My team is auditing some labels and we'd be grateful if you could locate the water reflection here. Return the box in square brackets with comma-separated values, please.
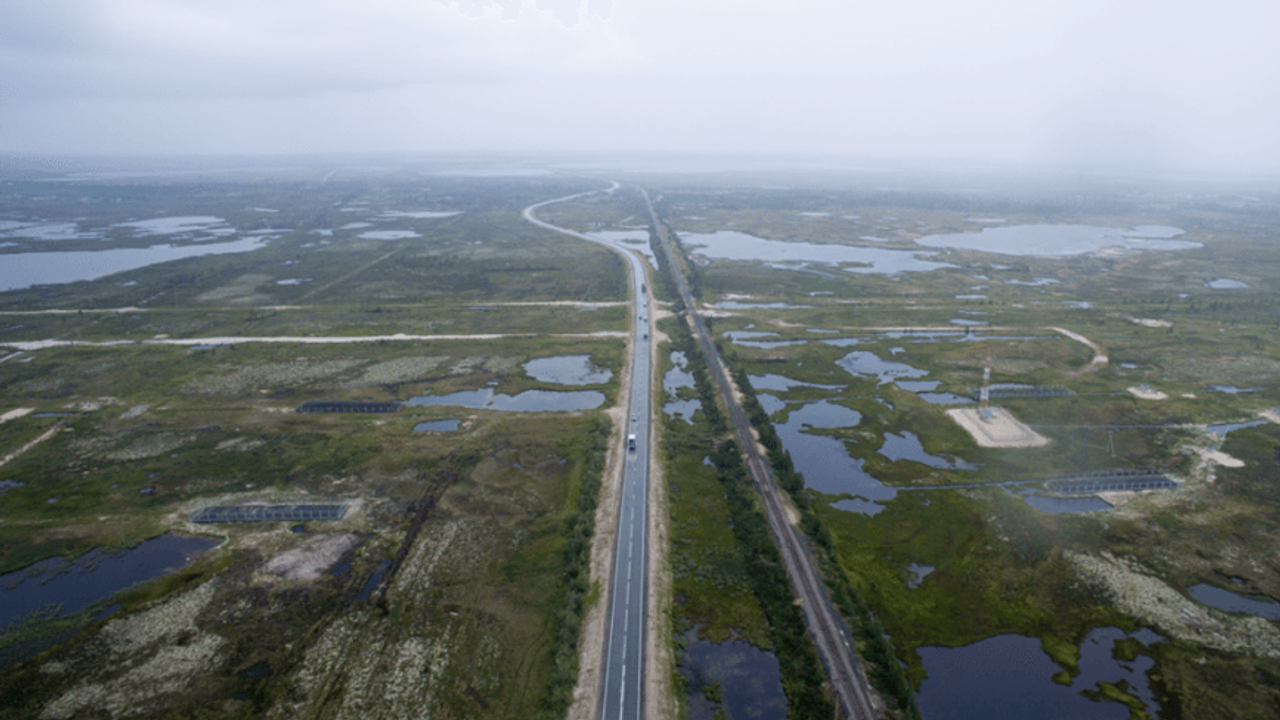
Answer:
[524, 355, 612, 385]
[679, 230, 956, 275]
[1188, 583, 1280, 621]
[917, 627, 1163, 720]
[679, 630, 787, 720]
[0, 238, 268, 292]
[915, 224, 1198, 257]
[1, 533, 219, 630]
[877, 431, 978, 471]
[766, 397, 894, 513]
[836, 350, 928, 385]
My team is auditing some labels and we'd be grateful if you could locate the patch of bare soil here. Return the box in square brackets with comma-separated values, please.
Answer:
[262, 534, 360, 580]
[569, 359, 630, 720]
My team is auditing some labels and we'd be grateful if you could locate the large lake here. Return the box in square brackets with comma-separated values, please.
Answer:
[679, 230, 955, 275]
[0, 237, 268, 292]
[914, 224, 1199, 257]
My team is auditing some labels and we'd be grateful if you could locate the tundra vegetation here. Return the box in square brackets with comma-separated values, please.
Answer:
[2, 163, 1279, 719]
[0, 167, 626, 718]
[645, 175, 1280, 719]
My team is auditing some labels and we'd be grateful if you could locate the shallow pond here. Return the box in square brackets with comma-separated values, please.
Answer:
[413, 419, 460, 433]
[359, 230, 421, 240]
[877, 431, 978, 471]
[664, 351, 696, 394]
[404, 388, 604, 412]
[679, 630, 787, 720]
[915, 224, 1198, 257]
[113, 216, 232, 235]
[716, 301, 814, 310]
[1, 533, 219, 630]
[378, 210, 461, 219]
[836, 350, 928, 385]
[916, 627, 1162, 720]
[1208, 385, 1261, 395]
[906, 563, 935, 589]
[767, 398, 893, 513]
[1188, 583, 1280, 621]
[679, 230, 956, 275]
[918, 392, 974, 405]
[523, 354, 612, 385]
[0, 238, 268, 292]
[748, 374, 843, 392]
[1207, 418, 1268, 438]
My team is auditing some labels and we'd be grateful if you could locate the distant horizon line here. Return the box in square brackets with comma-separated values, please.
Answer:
[1, 151, 1278, 183]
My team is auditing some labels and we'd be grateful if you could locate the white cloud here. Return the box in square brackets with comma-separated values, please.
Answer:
[1, 0, 1278, 171]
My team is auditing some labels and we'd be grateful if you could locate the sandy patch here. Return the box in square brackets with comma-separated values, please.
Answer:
[947, 407, 1050, 448]
[1192, 446, 1245, 469]
[263, 534, 360, 581]
[1, 420, 67, 469]
[42, 581, 226, 719]
[1130, 317, 1174, 328]
[1128, 385, 1168, 400]
[1, 407, 33, 423]
[1049, 326, 1108, 372]
[1260, 408, 1280, 424]
[1067, 551, 1280, 658]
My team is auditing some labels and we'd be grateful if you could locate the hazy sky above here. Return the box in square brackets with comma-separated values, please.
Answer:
[3, 0, 1278, 172]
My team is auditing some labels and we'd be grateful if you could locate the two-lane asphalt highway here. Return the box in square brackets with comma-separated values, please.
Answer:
[523, 184, 653, 720]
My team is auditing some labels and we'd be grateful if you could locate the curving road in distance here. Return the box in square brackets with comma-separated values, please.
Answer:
[523, 181, 654, 720]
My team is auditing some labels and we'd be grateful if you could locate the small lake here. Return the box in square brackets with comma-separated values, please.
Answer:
[918, 392, 974, 405]
[716, 301, 814, 310]
[916, 627, 1162, 720]
[836, 350, 928, 385]
[664, 352, 702, 424]
[664, 351, 696, 394]
[114, 216, 233, 236]
[907, 563, 935, 589]
[1208, 385, 1260, 394]
[1206, 278, 1249, 289]
[0, 238, 268, 292]
[404, 388, 604, 412]
[378, 210, 461, 219]
[878, 431, 978, 471]
[767, 398, 894, 513]
[749, 374, 844, 392]
[1189, 583, 1280, 621]
[1207, 419, 1267, 439]
[725, 330, 809, 349]
[680, 630, 787, 720]
[1, 533, 220, 630]
[359, 230, 421, 240]
[679, 230, 957, 275]
[914, 224, 1199, 257]
[524, 355, 612, 385]
[413, 419, 460, 433]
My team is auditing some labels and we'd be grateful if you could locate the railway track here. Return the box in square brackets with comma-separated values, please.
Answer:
[639, 188, 878, 720]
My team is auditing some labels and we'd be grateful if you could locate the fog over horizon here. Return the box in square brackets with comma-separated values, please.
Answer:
[3, 0, 1279, 175]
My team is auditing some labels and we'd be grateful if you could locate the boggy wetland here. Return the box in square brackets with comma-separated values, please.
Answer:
[1, 159, 1279, 719]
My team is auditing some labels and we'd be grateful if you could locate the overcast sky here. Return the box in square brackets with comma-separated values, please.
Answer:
[2, 0, 1278, 172]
